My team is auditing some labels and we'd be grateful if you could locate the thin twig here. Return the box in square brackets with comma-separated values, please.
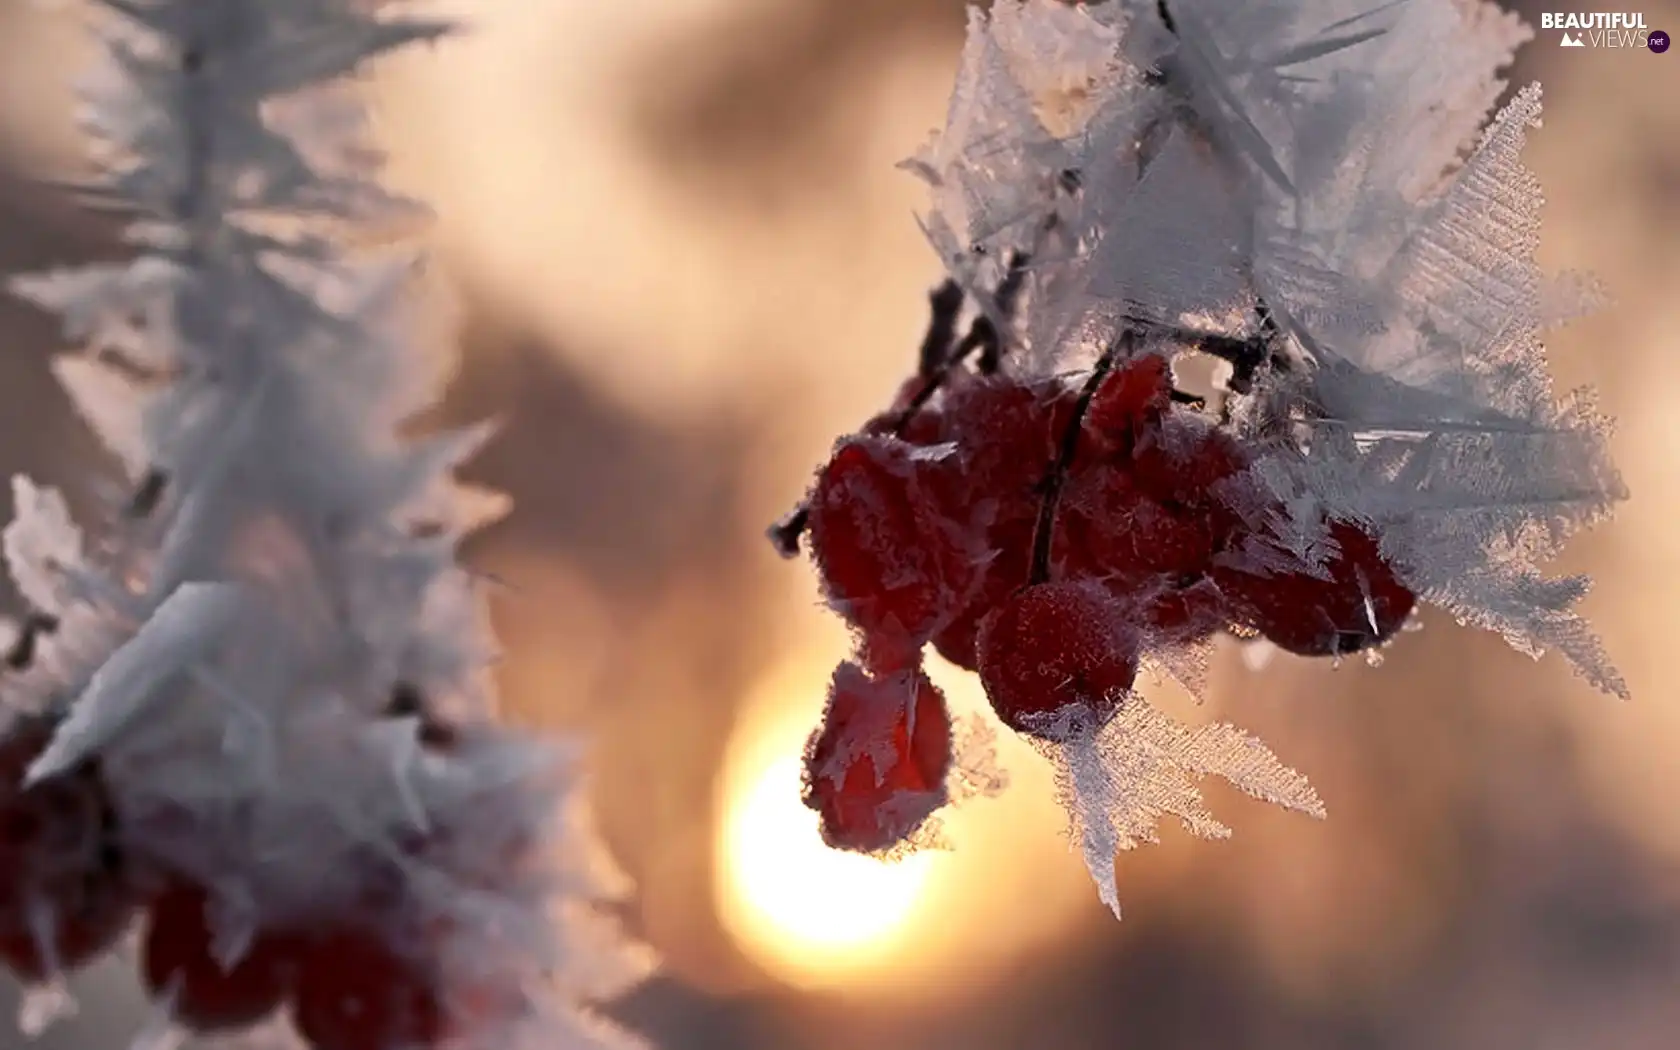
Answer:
[3, 612, 60, 671]
[1028, 329, 1138, 585]
[768, 251, 1034, 559]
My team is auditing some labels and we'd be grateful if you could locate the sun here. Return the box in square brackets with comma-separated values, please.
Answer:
[715, 659, 935, 988]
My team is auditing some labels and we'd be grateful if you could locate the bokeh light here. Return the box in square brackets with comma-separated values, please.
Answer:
[722, 756, 933, 965]
[715, 653, 935, 988]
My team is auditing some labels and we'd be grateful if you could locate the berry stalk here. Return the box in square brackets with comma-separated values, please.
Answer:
[1027, 330, 1136, 586]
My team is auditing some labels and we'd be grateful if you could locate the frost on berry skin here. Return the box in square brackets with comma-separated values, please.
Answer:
[1059, 470, 1216, 592]
[0, 716, 140, 983]
[936, 374, 1070, 498]
[929, 510, 1035, 672]
[1057, 354, 1251, 643]
[1215, 520, 1416, 657]
[1081, 353, 1175, 453]
[976, 581, 1142, 742]
[807, 436, 984, 671]
[141, 882, 301, 1033]
[803, 661, 953, 854]
[920, 374, 1073, 670]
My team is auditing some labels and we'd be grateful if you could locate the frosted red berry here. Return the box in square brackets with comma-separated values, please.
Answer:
[807, 437, 980, 670]
[1136, 419, 1251, 501]
[803, 661, 952, 853]
[930, 509, 1034, 671]
[1215, 520, 1416, 656]
[142, 883, 300, 1033]
[1140, 576, 1232, 645]
[1083, 352, 1174, 452]
[794, 329, 1421, 757]
[976, 580, 1141, 740]
[1058, 468, 1219, 588]
[939, 374, 1068, 499]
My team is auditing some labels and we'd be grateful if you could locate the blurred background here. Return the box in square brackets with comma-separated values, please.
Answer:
[1, 0, 1678, 1047]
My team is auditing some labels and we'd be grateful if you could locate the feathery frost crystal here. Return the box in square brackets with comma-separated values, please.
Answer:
[776, 0, 1626, 917]
[1, 1, 648, 1046]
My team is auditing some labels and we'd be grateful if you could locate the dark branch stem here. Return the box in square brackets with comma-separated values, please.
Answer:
[767, 505, 809, 559]
[890, 249, 1033, 427]
[4, 612, 60, 671]
[1028, 329, 1137, 586]
[916, 279, 965, 378]
[768, 251, 1034, 559]
[125, 468, 168, 519]
[1120, 311, 1285, 394]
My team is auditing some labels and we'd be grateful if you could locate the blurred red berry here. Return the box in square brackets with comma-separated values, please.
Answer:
[977, 581, 1141, 740]
[142, 883, 300, 1033]
[0, 880, 137, 984]
[1214, 520, 1416, 656]
[803, 661, 952, 853]
[290, 925, 445, 1050]
[0, 718, 140, 982]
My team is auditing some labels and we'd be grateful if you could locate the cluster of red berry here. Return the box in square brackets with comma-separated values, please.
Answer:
[779, 285, 1417, 855]
[0, 700, 522, 1050]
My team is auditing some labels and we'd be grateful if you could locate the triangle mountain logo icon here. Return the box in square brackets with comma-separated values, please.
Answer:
[1560, 31, 1587, 46]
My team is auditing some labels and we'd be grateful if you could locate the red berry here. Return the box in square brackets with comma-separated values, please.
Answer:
[931, 602, 989, 672]
[1083, 352, 1174, 453]
[1214, 520, 1416, 656]
[931, 370, 1237, 666]
[0, 719, 138, 981]
[0, 879, 136, 983]
[1058, 363, 1252, 617]
[930, 507, 1035, 671]
[290, 926, 445, 1050]
[1140, 576, 1232, 645]
[976, 581, 1141, 740]
[807, 437, 981, 670]
[1129, 415, 1253, 510]
[142, 884, 299, 1033]
[803, 662, 952, 853]
[1059, 468, 1219, 588]
[939, 375, 1069, 498]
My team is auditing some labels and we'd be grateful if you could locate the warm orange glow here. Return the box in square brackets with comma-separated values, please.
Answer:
[721, 755, 933, 968]
[715, 654, 934, 988]
[712, 638, 1114, 998]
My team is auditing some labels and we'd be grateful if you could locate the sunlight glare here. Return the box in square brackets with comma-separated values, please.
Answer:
[716, 658, 935, 987]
